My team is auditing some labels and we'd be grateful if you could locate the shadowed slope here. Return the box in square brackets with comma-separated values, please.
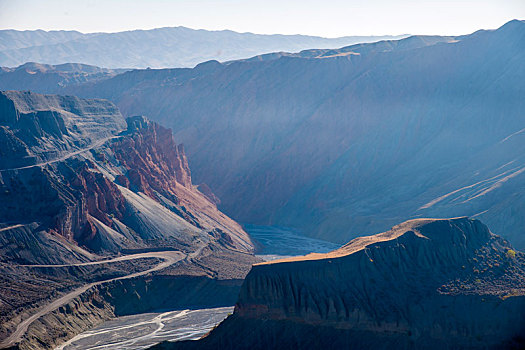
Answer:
[155, 218, 525, 350]
[54, 20, 525, 248]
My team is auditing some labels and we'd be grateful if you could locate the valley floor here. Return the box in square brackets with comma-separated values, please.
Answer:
[0, 251, 184, 349]
[51, 226, 338, 349]
[245, 225, 339, 259]
[56, 307, 233, 350]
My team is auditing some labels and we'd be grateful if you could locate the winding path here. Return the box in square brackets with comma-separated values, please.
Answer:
[0, 135, 121, 172]
[0, 250, 185, 349]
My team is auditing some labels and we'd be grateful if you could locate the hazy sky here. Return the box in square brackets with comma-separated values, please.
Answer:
[0, 0, 523, 37]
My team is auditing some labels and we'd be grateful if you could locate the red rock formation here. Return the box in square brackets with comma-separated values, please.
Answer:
[111, 116, 191, 203]
[0, 92, 254, 256]
[68, 160, 127, 243]
[108, 116, 253, 252]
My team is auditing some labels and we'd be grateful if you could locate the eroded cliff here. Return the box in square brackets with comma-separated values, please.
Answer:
[158, 218, 525, 349]
[0, 91, 253, 259]
[0, 91, 256, 349]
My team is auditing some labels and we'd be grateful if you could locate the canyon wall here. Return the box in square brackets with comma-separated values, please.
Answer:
[158, 218, 525, 349]
[58, 20, 525, 249]
[0, 91, 257, 349]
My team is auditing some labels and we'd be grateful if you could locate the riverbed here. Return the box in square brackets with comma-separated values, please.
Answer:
[57, 307, 233, 350]
[57, 226, 339, 349]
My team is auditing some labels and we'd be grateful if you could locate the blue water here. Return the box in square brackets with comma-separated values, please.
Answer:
[245, 225, 340, 258]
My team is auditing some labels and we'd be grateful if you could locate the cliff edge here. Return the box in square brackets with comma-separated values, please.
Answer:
[156, 218, 525, 349]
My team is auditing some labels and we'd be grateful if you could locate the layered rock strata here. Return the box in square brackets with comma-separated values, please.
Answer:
[0, 91, 256, 349]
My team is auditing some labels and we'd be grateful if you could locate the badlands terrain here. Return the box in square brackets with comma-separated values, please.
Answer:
[156, 218, 525, 349]
[0, 18, 524, 350]
[0, 90, 257, 349]
[2, 20, 524, 249]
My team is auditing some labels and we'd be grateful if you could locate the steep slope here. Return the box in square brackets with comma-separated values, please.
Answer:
[0, 91, 256, 349]
[0, 90, 125, 170]
[0, 90, 253, 258]
[59, 20, 525, 249]
[157, 218, 525, 349]
[0, 27, 406, 68]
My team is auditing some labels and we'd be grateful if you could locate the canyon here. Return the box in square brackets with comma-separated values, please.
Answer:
[2, 20, 524, 250]
[0, 17, 524, 350]
[0, 90, 257, 349]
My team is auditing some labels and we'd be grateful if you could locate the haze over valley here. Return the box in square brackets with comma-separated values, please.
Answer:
[0, 28, 407, 69]
[0, 1, 524, 349]
[4, 20, 523, 248]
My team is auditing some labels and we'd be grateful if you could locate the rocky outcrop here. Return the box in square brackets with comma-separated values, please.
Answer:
[0, 91, 254, 258]
[0, 90, 125, 169]
[0, 91, 257, 349]
[107, 115, 253, 251]
[68, 160, 128, 246]
[159, 218, 525, 349]
[112, 115, 192, 196]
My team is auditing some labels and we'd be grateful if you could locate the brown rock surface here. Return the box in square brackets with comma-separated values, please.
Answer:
[0, 91, 257, 349]
[0, 91, 254, 258]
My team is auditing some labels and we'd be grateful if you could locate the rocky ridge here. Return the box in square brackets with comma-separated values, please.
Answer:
[0, 91, 256, 349]
[0, 91, 253, 257]
[0, 62, 125, 94]
[157, 218, 525, 349]
[0, 27, 407, 68]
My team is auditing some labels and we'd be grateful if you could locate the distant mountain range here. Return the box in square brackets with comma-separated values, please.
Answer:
[1, 20, 524, 251]
[0, 27, 407, 68]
